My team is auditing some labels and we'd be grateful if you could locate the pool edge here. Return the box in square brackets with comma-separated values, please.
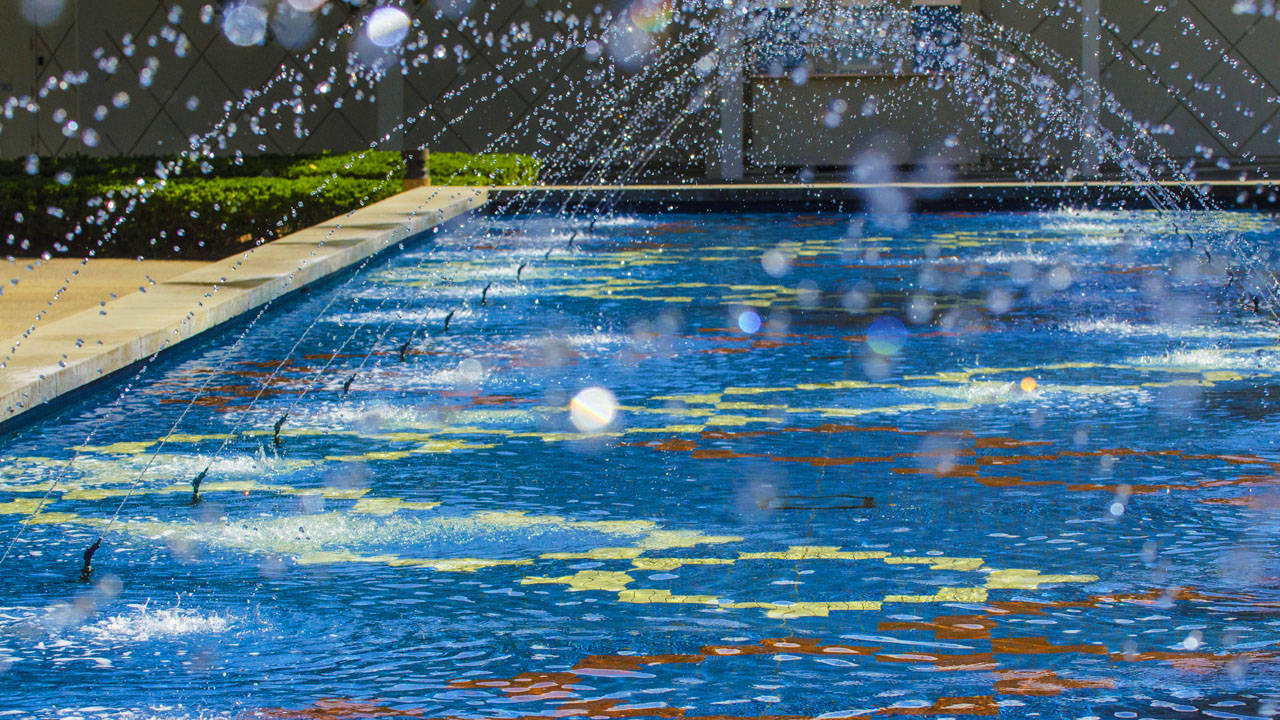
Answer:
[484, 181, 1280, 212]
[0, 186, 487, 430]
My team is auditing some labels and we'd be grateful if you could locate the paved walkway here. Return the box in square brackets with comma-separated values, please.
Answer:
[2, 259, 208, 341]
[0, 186, 487, 426]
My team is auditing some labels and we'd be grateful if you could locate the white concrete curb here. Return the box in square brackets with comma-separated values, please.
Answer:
[0, 185, 488, 425]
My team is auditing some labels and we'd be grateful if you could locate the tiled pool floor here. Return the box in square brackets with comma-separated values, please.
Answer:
[1, 210, 1277, 718]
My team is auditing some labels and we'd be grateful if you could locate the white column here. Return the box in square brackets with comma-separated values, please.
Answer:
[377, 53, 405, 152]
[1080, 0, 1101, 175]
[716, 17, 744, 182]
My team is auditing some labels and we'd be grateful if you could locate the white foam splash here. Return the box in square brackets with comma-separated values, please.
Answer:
[324, 307, 474, 326]
[968, 250, 1054, 265]
[1062, 318, 1153, 336]
[140, 510, 644, 561]
[913, 381, 1025, 405]
[81, 605, 231, 644]
[1130, 347, 1278, 370]
[504, 332, 633, 353]
[0, 452, 298, 495]
[914, 380, 1144, 406]
[41, 709, 234, 720]
[289, 401, 437, 429]
[1063, 317, 1273, 340]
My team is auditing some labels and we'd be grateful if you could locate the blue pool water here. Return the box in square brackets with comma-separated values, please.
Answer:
[1, 210, 1279, 718]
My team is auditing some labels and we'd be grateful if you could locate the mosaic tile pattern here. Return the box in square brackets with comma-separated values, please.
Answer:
[0, 210, 1278, 717]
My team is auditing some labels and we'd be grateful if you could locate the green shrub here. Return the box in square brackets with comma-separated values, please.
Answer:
[274, 151, 407, 180]
[0, 150, 538, 259]
[0, 150, 409, 182]
[429, 152, 541, 186]
[0, 174, 403, 259]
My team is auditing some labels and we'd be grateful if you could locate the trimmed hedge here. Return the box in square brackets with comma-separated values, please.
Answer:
[0, 151, 407, 182]
[428, 152, 541, 186]
[0, 150, 540, 259]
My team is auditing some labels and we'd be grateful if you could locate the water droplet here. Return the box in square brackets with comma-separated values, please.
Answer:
[223, 3, 268, 47]
[761, 248, 791, 277]
[19, 0, 65, 27]
[866, 316, 907, 355]
[570, 386, 618, 432]
[367, 7, 411, 48]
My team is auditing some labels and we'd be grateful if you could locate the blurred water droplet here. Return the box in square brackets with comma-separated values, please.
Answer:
[986, 288, 1013, 313]
[457, 358, 484, 384]
[1047, 264, 1073, 290]
[796, 280, 820, 309]
[842, 285, 871, 313]
[761, 248, 791, 277]
[1181, 632, 1203, 651]
[570, 386, 618, 432]
[367, 6, 411, 48]
[866, 316, 907, 355]
[906, 294, 934, 324]
[20, 0, 65, 27]
[223, 3, 268, 47]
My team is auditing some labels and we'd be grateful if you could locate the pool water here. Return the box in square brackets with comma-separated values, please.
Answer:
[1, 210, 1278, 719]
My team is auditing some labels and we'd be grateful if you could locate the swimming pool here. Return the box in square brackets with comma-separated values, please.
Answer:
[1, 209, 1278, 718]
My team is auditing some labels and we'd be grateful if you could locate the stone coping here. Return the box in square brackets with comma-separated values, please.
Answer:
[487, 180, 1280, 190]
[1, 259, 209, 340]
[484, 180, 1280, 212]
[0, 186, 486, 427]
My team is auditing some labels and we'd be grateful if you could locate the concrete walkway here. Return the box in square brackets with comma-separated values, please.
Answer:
[0, 185, 486, 426]
[2, 259, 209, 340]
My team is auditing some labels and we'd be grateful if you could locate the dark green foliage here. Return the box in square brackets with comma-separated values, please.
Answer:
[272, 151, 408, 180]
[0, 150, 408, 182]
[0, 150, 540, 259]
[429, 152, 541, 186]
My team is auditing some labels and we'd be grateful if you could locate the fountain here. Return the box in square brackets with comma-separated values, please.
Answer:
[0, 0, 1278, 717]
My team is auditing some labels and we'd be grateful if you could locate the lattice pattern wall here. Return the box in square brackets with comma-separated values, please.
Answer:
[980, 0, 1280, 164]
[1, 0, 700, 168]
[2, 0, 1276, 168]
